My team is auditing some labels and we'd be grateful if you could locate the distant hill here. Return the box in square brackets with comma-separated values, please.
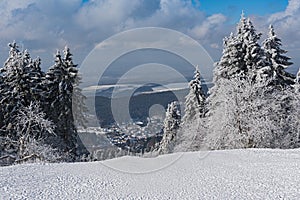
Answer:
[88, 88, 189, 127]
[85, 82, 212, 127]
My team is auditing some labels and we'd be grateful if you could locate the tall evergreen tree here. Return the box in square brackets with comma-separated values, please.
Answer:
[237, 14, 271, 81]
[183, 66, 206, 123]
[45, 47, 86, 158]
[44, 47, 87, 159]
[158, 101, 181, 154]
[206, 13, 298, 150]
[0, 42, 45, 137]
[215, 33, 244, 79]
[175, 67, 207, 152]
[208, 13, 268, 123]
[0, 42, 46, 163]
[72, 76, 88, 128]
[263, 25, 295, 86]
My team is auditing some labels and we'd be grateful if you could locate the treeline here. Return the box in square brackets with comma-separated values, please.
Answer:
[159, 14, 300, 153]
[0, 42, 87, 165]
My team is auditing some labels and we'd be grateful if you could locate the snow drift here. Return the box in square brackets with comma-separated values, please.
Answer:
[1, 148, 300, 199]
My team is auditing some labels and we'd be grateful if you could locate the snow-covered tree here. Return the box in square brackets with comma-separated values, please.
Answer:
[287, 71, 300, 147]
[16, 102, 60, 163]
[0, 42, 89, 165]
[207, 71, 300, 149]
[237, 14, 271, 81]
[209, 13, 268, 120]
[215, 33, 245, 79]
[0, 42, 45, 138]
[158, 101, 181, 154]
[0, 75, 6, 135]
[263, 25, 294, 86]
[176, 67, 207, 152]
[206, 14, 298, 149]
[174, 117, 207, 152]
[45, 47, 87, 159]
[207, 77, 270, 149]
[183, 67, 206, 123]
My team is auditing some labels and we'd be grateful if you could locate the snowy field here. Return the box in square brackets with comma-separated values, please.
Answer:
[1, 149, 300, 199]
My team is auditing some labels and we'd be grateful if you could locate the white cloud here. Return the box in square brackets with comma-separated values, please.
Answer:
[0, 0, 298, 71]
[267, 0, 300, 39]
[268, 0, 300, 22]
[75, 0, 140, 31]
[0, 0, 222, 67]
[188, 14, 226, 39]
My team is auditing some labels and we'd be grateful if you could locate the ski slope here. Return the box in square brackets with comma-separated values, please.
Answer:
[1, 149, 300, 199]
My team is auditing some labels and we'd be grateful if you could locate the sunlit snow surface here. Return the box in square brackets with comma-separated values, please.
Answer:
[1, 149, 300, 199]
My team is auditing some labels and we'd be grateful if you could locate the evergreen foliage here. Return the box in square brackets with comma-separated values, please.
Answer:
[158, 101, 181, 154]
[0, 43, 88, 165]
[263, 25, 295, 86]
[178, 13, 299, 152]
[182, 66, 206, 124]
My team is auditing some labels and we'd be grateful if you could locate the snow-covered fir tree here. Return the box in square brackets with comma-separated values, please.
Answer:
[158, 101, 181, 154]
[206, 13, 298, 150]
[207, 13, 269, 120]
[182, 66, 206, 123]
[263, 25, 295, 86]
[45, 47, 87, 159]
[175, 67, 207, 152]
[215, 32, 244, 79]
[0, 42, 88, 165]
[0, 42, 45, 138]
[236, 13, 271, 81]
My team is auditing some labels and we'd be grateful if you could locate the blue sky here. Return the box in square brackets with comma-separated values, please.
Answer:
[197, 0, 289, 22]
[0, 0, 298, 74]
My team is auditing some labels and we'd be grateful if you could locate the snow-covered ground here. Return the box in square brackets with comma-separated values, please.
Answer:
[1, 149, 300, 199]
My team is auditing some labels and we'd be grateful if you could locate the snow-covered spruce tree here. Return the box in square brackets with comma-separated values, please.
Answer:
[205, 13, 298, 149]
[15, 102, 62, 163]
[182, 66, 206, 123]
[214, 32, 245, 79]
[158, 101, 181, 154]
[207, 30, 246, 119]
[0, 42, 45, 139]
[263, 25, 295, 86]
[207, 13, 267, 115]
[175, 67, 207, 152]
[0, 42, 45, 164]
[232, 12, 275, 82]
[45, 47, 87, 159]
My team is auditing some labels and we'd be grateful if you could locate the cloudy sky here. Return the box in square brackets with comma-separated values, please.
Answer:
[0, 0, 299, 74]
